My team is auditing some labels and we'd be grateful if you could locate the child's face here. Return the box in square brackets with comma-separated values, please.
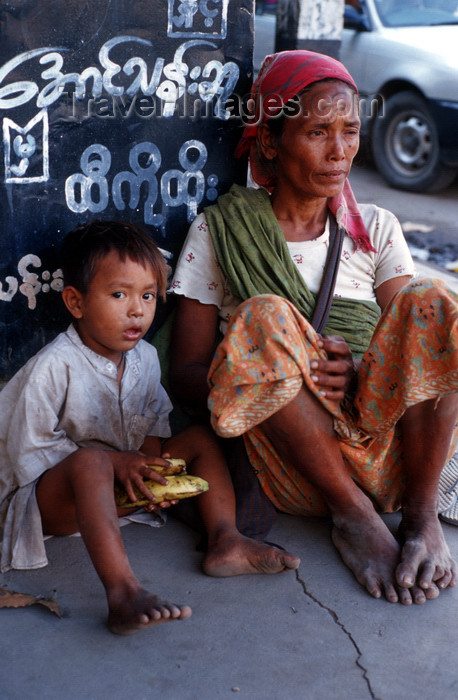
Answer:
[70, 251, 158, 361]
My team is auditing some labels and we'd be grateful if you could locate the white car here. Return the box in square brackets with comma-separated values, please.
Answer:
[341, 0, 458, 192]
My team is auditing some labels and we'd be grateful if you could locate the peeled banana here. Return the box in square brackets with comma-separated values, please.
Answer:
[147, 458, 186, 477]
[114, 458, 209, 508]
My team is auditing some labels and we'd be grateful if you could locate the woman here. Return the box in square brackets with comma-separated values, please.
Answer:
[170, 50, 458, 604]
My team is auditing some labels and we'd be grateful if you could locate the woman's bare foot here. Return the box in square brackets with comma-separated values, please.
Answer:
[202, 529, 300, 577]
[107, 584, 192, 635]
[331, 503, 436, 605]
[396, 507, 457, 592]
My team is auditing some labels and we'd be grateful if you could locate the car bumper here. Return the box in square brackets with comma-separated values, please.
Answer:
[428, 99, 458, 166]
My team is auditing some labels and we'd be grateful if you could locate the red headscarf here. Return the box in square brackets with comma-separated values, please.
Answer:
[235, 50, 375, 253]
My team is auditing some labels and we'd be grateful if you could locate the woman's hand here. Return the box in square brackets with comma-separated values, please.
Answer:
[110, 451, 178, 510]
[310, 335, 358, 401]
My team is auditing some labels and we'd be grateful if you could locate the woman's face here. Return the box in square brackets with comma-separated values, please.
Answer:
[260, 80, 360, 200]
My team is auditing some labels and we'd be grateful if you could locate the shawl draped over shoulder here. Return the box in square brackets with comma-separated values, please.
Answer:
[205, 184, 381, 358]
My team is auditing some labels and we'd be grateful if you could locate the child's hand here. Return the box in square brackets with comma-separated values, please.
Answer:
[140, 451, 180, 511]
[111, 451, 178, 509]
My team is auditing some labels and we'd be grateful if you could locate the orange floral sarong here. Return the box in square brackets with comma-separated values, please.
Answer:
[208, 278, 458, 517]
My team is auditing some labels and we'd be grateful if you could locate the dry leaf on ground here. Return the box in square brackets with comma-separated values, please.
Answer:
[0, 586, 61, 617]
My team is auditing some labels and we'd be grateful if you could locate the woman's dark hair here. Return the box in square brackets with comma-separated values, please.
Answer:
[60, 220, 168, 299]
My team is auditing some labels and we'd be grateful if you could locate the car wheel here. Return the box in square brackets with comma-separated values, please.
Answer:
[371, 91, 456, 193]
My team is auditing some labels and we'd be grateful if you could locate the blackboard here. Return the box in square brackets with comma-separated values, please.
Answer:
[0, 0, 253, 379]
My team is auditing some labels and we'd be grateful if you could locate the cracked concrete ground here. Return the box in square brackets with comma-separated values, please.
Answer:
[2, 511, 458, 700]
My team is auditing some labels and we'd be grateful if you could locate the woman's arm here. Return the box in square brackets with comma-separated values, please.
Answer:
[170, 296, 219, 409]
[375, 275, 412, 312]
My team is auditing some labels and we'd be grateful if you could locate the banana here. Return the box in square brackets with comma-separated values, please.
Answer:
[148, 458, 186, 476]
[115, 473, 209, 509]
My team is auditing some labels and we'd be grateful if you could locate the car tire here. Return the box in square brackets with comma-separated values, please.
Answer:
[371, 91, 456, 193]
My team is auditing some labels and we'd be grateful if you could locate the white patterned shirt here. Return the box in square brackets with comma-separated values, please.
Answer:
[0, 324, 172, 571]
[170, 202, 415, 335]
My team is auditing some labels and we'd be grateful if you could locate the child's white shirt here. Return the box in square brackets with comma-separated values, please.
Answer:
[0, 324, 172, 572]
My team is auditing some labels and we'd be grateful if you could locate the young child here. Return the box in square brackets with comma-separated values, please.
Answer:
[0, 220, 299, 635]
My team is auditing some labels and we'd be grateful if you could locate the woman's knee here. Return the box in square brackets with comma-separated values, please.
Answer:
[382, 277, 457, 331]
[228, 294, 314, 344]
[400, 277, 451, 303]
[240, 294, 302, 319]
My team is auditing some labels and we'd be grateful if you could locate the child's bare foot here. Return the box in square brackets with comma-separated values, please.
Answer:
[202, 529, 300, 577]
[107, 585, 192, 635]
[331, 503, 436, 605]
[396, 507, 457, 592]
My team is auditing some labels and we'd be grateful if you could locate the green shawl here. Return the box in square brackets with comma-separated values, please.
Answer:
[204, 185, 381, 358]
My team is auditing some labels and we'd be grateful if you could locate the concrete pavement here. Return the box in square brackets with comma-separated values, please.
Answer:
[2, 508, 458, 699]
